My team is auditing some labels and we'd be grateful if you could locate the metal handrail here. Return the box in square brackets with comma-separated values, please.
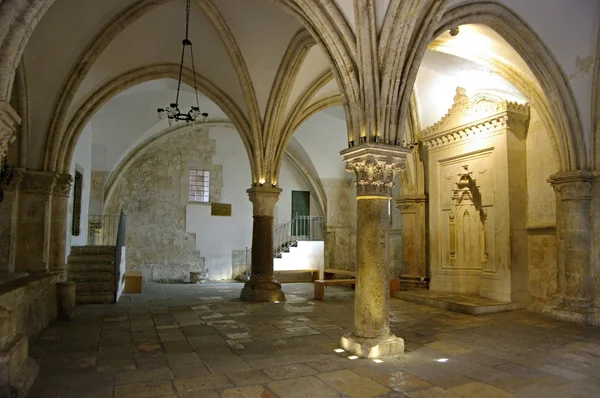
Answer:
[115, 210, 127, 301]
[273, 216, 324, 258]
[88, 214, 121, 246]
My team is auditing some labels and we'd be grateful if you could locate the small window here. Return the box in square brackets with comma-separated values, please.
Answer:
[189, 169, 210, 203]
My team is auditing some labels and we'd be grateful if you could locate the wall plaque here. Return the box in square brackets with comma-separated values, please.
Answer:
[211, 203, 232, 216]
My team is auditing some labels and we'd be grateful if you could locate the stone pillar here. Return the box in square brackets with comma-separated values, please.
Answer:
[240, 186, 285, 302]
[0, 169, 23, 272]
[591, 172, 600, 322]
[396, 195, 428, 289]
[340, 144, 409, 358]
[0, 102, 20, 169]
[49, 174, 72, 276]
[15, 171, 55, 273]
[548, 171, 594, 322]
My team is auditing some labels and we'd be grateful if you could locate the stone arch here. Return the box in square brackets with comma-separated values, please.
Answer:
[45, 64, 255, 179]
[434, 1, 587, 171]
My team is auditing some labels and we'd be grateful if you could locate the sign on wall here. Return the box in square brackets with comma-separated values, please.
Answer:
[211, 203, 232, 217]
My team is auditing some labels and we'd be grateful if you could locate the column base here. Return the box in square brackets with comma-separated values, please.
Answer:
[340, 332, 404, 359]
[240, 279, 286, 302]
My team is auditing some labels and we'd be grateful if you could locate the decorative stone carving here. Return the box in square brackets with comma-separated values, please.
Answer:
[421, 87, 530, 148]
[52, 173, 72, 197]
[20, 171, 56, 195]
[340, 143, 410, 199]
[549, 171, 592, 200]
[247, 186, 282, 217]
[448, 166, 488, 269]
[0, 102, 21, 168]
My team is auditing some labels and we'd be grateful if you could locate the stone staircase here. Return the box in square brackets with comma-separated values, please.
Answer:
[66, 246, 117, 304]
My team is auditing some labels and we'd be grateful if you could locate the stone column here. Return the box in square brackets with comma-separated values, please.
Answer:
[340, 144, 409, 358]
[396, 195, 428, 289]
[0, 168, 23, 272]
[15, 171, 55, 273]
[0, 102, 20, 169]
[548, 171, 593, 322]
[49, 173, 72, 276]
[240, 186, 285, 302]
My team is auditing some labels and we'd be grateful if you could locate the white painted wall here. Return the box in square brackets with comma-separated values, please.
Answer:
[184, 127, 316, 280]
[66, 123, 93, 255]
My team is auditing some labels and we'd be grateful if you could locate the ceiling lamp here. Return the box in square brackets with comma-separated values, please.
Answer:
[157, 0, 208, 124]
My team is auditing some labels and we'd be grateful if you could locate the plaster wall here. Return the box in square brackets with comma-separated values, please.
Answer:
[105, 126, 314, 282]
[66, 124, 92, 253]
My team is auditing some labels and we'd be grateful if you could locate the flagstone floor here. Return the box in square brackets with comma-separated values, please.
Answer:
[27, 282, 600, 398]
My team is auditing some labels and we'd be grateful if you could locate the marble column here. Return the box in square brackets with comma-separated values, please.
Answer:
[240, 186, 285, 302]
[15, 171, 55, 273]
[548, 171, 594, 322]
[49, 173, 72, 277]
[396, 195, 428, 289]
[340, 144, 409, 358]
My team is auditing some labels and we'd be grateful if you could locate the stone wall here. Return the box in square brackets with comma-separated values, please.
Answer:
[0, 274, 58, 338]
[526, 108, 559, 310]
[105, 128, 217, 282]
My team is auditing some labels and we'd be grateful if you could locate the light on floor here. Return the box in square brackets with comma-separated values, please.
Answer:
[347, 355, 359, 360]
[273, 301, 280, 303]
[436, 358, 449, 363]
[372, 359, 384, 364]
[334, 348, 345, 353]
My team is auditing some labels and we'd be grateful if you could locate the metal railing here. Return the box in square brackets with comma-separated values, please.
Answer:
[273, 216, 324, 258]
[88, 214, 121, 246]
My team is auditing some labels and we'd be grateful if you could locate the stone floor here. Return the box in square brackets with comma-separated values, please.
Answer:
[27, 282, 600, 398]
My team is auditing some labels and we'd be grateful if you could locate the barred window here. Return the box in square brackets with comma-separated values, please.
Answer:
[189, 170, 210, 203]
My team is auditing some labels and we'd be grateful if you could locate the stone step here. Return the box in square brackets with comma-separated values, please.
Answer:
[67, 253, 115, 264]
[70, 246, 116, 255]
[67, 263, 115, 273]
[74, 281, 116, 294]
[68, 272, 115, 283]
[76, 292, 115, 305]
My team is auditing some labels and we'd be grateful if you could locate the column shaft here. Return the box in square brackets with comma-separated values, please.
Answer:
[240, 186, 285, 302]
[354, 198, 390, 338]
[49, 174, 72, 275]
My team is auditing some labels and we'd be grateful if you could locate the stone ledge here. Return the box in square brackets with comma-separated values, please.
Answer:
[395, 290, 523, 315]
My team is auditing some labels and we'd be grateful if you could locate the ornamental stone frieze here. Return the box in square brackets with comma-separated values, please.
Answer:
[340, 143, 410, 199]
[420, 87, 530, 149]
[0, 102, 21, 166]
[53, 174, 73, 197]
[20, 171, 56, 195]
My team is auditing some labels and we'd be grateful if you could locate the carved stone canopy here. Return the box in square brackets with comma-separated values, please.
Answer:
[341, 143, 411, 199]
[420, 87, 530, 148]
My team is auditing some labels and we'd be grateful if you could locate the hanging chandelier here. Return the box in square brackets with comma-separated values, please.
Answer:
[157, 0, 208, 124]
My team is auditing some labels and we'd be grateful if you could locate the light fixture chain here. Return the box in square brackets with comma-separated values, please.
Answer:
[185, 0, 191, 40]
[190, 44, 200, 109]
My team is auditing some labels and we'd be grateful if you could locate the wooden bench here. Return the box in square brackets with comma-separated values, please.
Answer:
[273, 269, 320, 282]
[323, 269, 356, 279]
[314, 277, 400, 301]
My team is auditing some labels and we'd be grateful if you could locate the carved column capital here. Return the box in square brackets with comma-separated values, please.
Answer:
[0, 102, 21, 166]
[4, 167, 24, 192]
[395, 195, 428, 213]
[341, 144, 410, 199]
[21, 171, 56, 195]
[247, 186, 282, 217]
[549, 170, 593, 201]
[53, 173, 73, 197]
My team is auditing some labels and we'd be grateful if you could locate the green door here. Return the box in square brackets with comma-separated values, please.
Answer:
[291, 190, 310, 236]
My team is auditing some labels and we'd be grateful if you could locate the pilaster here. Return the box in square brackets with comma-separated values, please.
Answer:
[240, 186, 285, 302]
[15, 171, 55, 273]
[339, 143, 409, 358]
[0, 168, 23, 272]
[0, 102, 20, 168]
[49, 173, 72, 276]
[591, 171, 600, 322]
[396, 195, 428, 289]
[547, 170, 594, 324]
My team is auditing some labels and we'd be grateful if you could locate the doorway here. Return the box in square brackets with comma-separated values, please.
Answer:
[291, 190, 310, 237]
